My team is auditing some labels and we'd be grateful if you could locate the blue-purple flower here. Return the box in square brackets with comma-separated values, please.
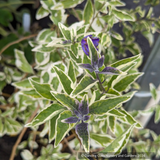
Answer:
[81, 35, 99, 56]
[62, 99, 90, 124]
[80, 36, 124, 75]
[61, 97, 90, 151]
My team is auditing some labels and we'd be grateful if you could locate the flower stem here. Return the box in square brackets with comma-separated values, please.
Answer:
[96, 73, 106, 93]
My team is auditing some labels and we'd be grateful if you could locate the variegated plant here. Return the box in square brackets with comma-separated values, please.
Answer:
[1, 0, 160, 160]
[23, 6, 144, 158]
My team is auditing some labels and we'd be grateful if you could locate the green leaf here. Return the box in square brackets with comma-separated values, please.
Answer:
[76, 122, 90, 152]
[0, 72, 5, 81]
[106, 88, 121, 96]
[108, 116, 116, 134]
[142, 31, 154, 46]
[119, 108, 142, 129]
[12, 79, 33, 90]
[100, 124, 135, 154]
[61, 0, 84, 8]
[95, 109, 125, 121]
[155, 105, 160, 123]
[150, 83, 157, 100]
[53, 153, 70, 159]
[50, 10, 67, 26]
[0, 26, 8, 36]
[101, 33, 111, 47]
[109, 109, 125, 117]
[111, 54, 141, 69]
[32, 44, 55, 53]
[21, 149, 34, 160]
[26, 103, 64, 127]
[29, 78, 55, 100]
[6, 118, 22, 129]
[68, 60, 76, 83]
[109, 0, 125, 6]
[41, 72, 49, 83]
[58, 23, 71, 40]
[83, 54, 96, 79]
[87, 37, 99, 65]
[36, 29, 52, 42]
[89, 91, 135, 115]
[22, 90, 42, 99]
[53, 66, 73, 95]
[15, 49, 33, 74]
[35, 52, 50, 65]
[40, 0, 55, 10]
[4, 118, 22, 134]
[127, 43, 142, 55]
[51, 77, 59, 91]
[115, 122, 124, 137]
[111, 31, 123, 40]
[0, 9, 13, 26]
[0, 120, 4, 134]
[83, 0, 93, 24]
[77, 25, 87, 35]
[112, 9, 135, 21]
[71, 76, 98, 97]
[90, 133, 114, 147]
[71, 43, 79, 58]
[49, 114, 59, 142]
[113, 73, 143, 92]
[108, 54, 141, 88]
[36, 6, 49, 20]
[51, 92, 78, 112]
[54, 110, 74, 147]
[67, 50, 81, 63]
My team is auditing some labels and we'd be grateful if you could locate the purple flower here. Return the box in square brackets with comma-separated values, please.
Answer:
[80, 36, 124, 75]
[79, 55, 104, 73]
[79, 55, 123, 75]
[81, 35, 99, 56]
[62, 98, 90, 124]
[61, 96, 90, 151]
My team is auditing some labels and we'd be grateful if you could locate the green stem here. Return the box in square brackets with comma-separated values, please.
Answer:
[96, 73, 106, 93]
[87, 2, 106, 32]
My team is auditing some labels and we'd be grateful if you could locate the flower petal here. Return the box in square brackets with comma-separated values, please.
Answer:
[81, 43, 89, 56]
[98, 55, 104, 68]
[79, 63, 94, 72]
[61, 116, 79, 123]
[98, 66, 123, 75]
[83, 115, 90, 121]
[91, 37, 99, 48]
[75, 122, 90, 152]
[74, 110, 83, 119]
[81, 35, 99, 56]
[79, 96, 89, 115]
[81, 36, 89, 56]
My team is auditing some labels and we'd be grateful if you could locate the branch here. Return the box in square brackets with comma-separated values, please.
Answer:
[9, 105, 40, 160]
[0, 104, 14, 110]
[1, 92, 11, 98]
[87, 2, 106, 32]
[0, 34, 37, 55]
[71, 129, 82, 145]
[63, 138, 75, 154]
